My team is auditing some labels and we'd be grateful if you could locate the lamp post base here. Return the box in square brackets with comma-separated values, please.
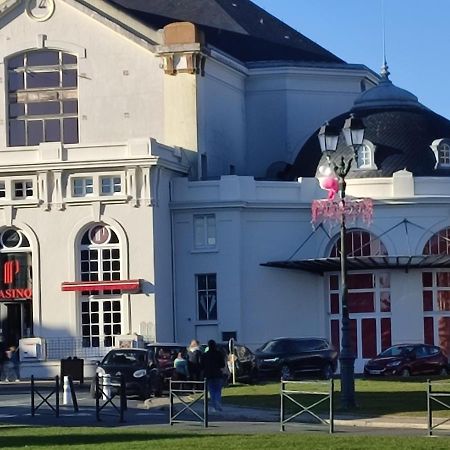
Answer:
[339, 354, 356, 409]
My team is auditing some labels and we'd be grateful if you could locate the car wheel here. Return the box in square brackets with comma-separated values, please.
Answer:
[400, 368, 411, 378]
[281, 365, 292, 381]
[322, 364, 333, 380]
[439, 366, 449, 376]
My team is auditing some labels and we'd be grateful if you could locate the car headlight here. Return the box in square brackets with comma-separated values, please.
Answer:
[263, 358, 279, 363]
[386, 360, 402, 367]
[133, 369, 147, 378]
[96, 367, 105, 376]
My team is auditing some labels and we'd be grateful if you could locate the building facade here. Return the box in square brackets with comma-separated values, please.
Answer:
[2, 0, 448, 376]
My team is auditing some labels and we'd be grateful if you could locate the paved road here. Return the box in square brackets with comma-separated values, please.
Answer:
[0, 380, 448, 437]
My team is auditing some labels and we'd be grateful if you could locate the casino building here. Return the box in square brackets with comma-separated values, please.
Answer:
[0, 0, 449, 376]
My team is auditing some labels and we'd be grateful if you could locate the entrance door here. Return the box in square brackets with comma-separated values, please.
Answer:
[0, 302, 32, 347]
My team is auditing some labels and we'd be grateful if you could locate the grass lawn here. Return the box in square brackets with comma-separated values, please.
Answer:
[222, 378, 450, 418]
[0, 427, 449, 450]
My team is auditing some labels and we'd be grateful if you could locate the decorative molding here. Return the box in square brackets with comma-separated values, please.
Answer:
[2, 204, 14, 226]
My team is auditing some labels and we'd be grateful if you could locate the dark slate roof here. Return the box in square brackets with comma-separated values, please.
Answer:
[288, 107, 450, 180]
[106, 0, 344, 63]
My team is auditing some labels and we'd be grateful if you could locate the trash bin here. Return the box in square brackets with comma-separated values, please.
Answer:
[60, 357, 84, 384]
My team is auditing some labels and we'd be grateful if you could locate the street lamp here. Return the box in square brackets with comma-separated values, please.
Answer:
[317, 113, 365, 410]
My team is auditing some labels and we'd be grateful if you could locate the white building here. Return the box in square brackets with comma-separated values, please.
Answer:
[1, 0, 448, 376]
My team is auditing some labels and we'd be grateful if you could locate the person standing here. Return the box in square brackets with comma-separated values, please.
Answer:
[202, 339, 225, 411]
[173, 352, 189, 381]
[187, 339, 203, 381]
[5, 346, 20, 382]
[0, 337, 6, 381]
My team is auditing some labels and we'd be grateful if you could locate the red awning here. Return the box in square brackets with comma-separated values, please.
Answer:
[61, 280, 141, 293]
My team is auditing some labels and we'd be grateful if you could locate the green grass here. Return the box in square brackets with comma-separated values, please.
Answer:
[0, 427, 449, 450]
[223, 378, 450, 417]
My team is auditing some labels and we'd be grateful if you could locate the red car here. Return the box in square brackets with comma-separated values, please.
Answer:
[364, 344, 449, 377]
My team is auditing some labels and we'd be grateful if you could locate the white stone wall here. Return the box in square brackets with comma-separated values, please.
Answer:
[172, 174, 450, 369]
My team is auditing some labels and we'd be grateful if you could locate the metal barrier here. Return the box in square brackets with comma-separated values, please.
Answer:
[280, 379, 334, 433]
[95, 374, 127, 423]
[427, 379, 450, 436]
[31, 375, 60, 417]
[169, 380, 208, 428]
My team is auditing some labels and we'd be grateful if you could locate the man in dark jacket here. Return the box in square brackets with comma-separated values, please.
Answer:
[202, 339, 225, 411]
[187, 339, 203, 381]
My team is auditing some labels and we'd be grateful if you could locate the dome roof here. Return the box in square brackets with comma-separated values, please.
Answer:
[353, 67, 424, 111]
[287, 67, 450, 180]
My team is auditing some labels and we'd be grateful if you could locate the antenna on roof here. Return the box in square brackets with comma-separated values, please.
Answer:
[380, 0, 390, 79]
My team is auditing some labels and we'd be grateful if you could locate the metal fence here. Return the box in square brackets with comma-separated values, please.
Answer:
[427, 379, 450, 436]
[280, 379, 334, 433]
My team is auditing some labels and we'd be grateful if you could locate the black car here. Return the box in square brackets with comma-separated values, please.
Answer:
[91, 348, 160, 399]
[364, 344, 449, 377]
[216, 342, 258, 384]
[255, 337, 338, 380]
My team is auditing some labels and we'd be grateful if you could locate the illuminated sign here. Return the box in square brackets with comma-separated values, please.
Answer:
[0, 288, 32, 299]
[0, 256, 32, 300]
[3, 260, 19, 284]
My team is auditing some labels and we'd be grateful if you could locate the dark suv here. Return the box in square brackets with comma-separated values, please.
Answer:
[255, 337, 338, 380]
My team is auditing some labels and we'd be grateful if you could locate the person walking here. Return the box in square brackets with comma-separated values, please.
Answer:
[4, 346, 20, 382]
[187, 339, 203, 381]
[0, 337, 6, 381]
[202, 339, 225, 411]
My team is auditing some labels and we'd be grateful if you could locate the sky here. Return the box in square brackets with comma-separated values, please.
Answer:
[253, 0, 450, 119]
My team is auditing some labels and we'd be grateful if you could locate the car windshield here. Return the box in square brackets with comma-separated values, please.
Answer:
[103, 351, 146, 366]
[259, 340, 286, 353]
[378, 346, 415, 358]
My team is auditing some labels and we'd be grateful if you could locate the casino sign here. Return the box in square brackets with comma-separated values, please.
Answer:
[0, 256, 32, 300]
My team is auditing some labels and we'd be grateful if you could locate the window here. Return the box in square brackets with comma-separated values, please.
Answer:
[79, 224, 122, 348]
[14, 181, 33, 199]
[81, 298, 121, 348]
[7, 50, 78, 146]
[73, 177, 93, 197]
[439, 143, 450, 166]
[80, 225, 121, 286]
[330, 229, 387, 257]
[358, 145, 373, 168]
[0, 182, 5, 198]
[196, 273, 217, 320]
[194, 215, 216, 249]
[100, 176, 122, 195]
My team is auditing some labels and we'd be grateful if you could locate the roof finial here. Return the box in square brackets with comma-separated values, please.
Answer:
[380, 0, 390, 80]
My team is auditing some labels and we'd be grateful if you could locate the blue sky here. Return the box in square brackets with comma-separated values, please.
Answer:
[253, 0, 449, 119]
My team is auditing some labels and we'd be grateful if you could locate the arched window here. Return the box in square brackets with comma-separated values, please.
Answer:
[438, 143, 450, 166]
[7, 49, 78, 147]
[330, 229, 387, 257]
[422, 227, 450, 357]
[79, 224, 122, 348]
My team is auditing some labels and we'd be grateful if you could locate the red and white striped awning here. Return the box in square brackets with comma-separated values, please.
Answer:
[61, 280, 141, 293]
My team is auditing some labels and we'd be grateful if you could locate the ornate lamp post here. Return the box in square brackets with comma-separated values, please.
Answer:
[317, 114, 365, 410]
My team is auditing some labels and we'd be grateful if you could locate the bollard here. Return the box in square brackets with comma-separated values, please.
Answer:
[63, 376, 71, 405]
[103, 374, 112, 400]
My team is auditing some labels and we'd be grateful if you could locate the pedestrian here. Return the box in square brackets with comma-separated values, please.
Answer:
[0, 337, 6, 381]
[187, 339, 203, 381]
[202, 339, 225, 411]
[4, 346, 20, 382]
[173, 351, 189, 381]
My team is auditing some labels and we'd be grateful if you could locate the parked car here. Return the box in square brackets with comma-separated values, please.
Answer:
[364, 344, 449, 377]
[255, 337, 338, 380]
[146, 342, 188, 385]
[90, 348, 160, 399]
[203, 342, 258, 384]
